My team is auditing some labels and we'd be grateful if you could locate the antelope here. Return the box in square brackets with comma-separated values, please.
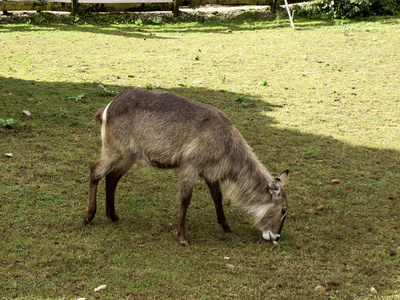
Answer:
[84, 89, 289, 246]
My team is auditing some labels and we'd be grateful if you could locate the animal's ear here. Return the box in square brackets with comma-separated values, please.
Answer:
[269, 179, 282, 191]
[279, 169, 289, 185]
[269, 170, 289, 198]
[269, 179, 282, 198]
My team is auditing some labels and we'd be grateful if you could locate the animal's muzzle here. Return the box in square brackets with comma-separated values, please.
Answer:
[262, 212, 287, 241]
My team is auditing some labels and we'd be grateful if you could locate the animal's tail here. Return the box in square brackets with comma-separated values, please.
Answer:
[94, 108, 105, 124]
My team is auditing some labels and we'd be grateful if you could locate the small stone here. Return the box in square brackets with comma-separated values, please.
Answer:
[331, 179, 340, 184]
[226, 264, 235, 269]
[224, 257, 230, 260]
[22, 110, 32, 116]
[316, 205, 325, 211]
[315, 285, 326, 293]
[370, 287, 378, 294]
[5, 153, 13, 158]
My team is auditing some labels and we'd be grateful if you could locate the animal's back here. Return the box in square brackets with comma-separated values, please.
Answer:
[104, 89, 240, 171]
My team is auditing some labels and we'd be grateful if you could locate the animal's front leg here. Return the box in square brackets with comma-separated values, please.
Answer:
[176, 168, 197, 246]
[206, 180, 232, 233]
[176, 194, 191, 247]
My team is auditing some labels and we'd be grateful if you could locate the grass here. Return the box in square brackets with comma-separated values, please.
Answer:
[1, 11, 400, 299]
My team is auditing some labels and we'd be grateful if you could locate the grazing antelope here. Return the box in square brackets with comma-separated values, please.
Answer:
[84, 89, 289, 246]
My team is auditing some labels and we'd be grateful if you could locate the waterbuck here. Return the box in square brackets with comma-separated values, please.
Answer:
[84, 89, 289, 246]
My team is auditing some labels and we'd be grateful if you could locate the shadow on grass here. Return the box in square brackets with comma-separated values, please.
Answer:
[1, 75, 399, 297]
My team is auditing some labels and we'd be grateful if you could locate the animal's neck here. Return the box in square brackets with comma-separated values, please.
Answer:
[220, 154, 274, 208]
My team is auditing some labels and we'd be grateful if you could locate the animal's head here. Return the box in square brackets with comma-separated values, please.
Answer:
[254, 170, 290, 242]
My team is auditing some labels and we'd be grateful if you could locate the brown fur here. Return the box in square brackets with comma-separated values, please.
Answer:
[84, 89, 289, 245]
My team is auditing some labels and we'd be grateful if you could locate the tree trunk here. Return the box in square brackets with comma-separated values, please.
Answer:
[271, 0, 280, 14]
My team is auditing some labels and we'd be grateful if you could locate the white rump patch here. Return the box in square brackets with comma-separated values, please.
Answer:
[262, 231, 280, 241]
[101, 102, 112, 141]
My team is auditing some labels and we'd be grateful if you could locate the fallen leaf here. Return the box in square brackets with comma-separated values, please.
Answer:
[22, 110, 32, 116]
[315, 205, 325, 211]
[370, 287, 378, 294]
[226, 264, 235, 269]
[331, 179, 340, 184]
[74, 136, 81, 142]
[273, 241, 279, 246]
[94, 285, 107, 292]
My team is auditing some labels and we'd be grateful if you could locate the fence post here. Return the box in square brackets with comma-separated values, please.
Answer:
[283, 0, 295, 29]
[173, 0, 179, 17]
[71, 0, 79, 15]
[2, 0, 8, 15]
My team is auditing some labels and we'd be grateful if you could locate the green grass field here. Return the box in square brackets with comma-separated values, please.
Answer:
[1, 11, 399, 299]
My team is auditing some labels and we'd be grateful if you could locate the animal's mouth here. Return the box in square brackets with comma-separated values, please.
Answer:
[262, 231, 280, 241]
[262, 213, 287, 241]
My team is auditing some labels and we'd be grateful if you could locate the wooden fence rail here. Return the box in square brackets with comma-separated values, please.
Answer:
[1, 0, 177, 15]
[1, 0, 306, 17]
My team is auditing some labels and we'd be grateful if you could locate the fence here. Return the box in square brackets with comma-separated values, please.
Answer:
[1, 0, 305, 17]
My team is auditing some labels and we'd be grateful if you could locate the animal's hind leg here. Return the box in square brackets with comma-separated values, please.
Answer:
[205, 180, 231, 233]
[84, 154, 130, 224]
[105, 171, 123, 223]
[105, 164, 132, 223]
[105, 156, 135, 223]
[84, 161, 105, 224]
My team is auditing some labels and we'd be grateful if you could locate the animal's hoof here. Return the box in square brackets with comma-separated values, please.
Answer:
[112, 218, 122, 224]
[84, 211, 95, 225]
[179, 240, 190, 247]
[108, 214, 120, 223]
[221, 224, 232, 233]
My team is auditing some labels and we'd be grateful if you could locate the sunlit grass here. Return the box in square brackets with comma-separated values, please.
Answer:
[1, 12, 399, 299]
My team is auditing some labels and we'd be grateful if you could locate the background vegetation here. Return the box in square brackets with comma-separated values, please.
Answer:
[1, 10, 399, 299]
[297, 0, 400, 19]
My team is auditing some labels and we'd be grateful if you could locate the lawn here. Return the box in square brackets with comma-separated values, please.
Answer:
[1, 11, 399, 299]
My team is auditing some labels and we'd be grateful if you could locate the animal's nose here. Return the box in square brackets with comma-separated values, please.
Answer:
[262, 231, 280, 241]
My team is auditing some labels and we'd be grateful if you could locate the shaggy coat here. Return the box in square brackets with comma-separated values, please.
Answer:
[84, 89, 289, 245]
